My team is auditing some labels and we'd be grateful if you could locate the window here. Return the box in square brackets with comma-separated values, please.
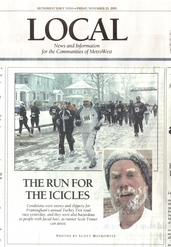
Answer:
[36, 77, 41, 85]
[43, 93, 49, 100]
[43, 93, 46, 100]
[33, 92, 36, 100]
[24, 78, 28, 84]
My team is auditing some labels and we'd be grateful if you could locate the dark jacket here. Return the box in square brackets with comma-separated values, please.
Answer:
[116, 103, 124, 115]
[133, 101, 147, 118]
[128, 103, 134, 115]
[31, 106, 40, 118]
[19, 106, 27, 120]
[56, 109, 74, 132]
[49, 105, 60, 116]
[106, 102, 115, 115]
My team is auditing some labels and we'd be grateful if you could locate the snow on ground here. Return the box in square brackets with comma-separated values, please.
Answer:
[15, 110, 53, 130]
[15, 112, 157, 171]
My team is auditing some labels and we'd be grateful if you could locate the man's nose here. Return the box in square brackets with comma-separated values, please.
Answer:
[118, 175, 129, 188]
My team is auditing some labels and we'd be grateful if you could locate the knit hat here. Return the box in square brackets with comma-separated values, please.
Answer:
[20, 102, 25, 107]
[82, 94, 92, 102]
[104, 150, 151, 190]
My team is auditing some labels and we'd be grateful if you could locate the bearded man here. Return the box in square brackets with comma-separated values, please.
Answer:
[104, 150, 152, 230]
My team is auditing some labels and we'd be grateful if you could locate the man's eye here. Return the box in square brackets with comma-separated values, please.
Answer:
[127, 173, 134, 177]
[112, 175, 120, 179]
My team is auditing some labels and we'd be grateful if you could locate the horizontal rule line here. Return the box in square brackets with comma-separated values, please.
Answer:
[0, 57, 171, 61]
[0, 10, 171, 12]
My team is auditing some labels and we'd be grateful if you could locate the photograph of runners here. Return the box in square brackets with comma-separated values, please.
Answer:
[15, 71, 158, 171]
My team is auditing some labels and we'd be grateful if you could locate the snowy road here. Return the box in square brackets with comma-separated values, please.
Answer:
[15, 114, 157, 171]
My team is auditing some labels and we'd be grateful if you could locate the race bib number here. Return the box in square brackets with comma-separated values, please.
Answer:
[52, 109, 56, 114]
[19, 116, 23, 120]
[135, 107, 139, 113]
[82, 114, 92, 124]
[118, 108, 121, 112]
[31, 112, 36, 117]
[108, 109, 111, 112]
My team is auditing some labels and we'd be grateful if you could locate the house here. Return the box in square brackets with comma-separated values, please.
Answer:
[65, 80, 96, 106]
[53, 90, 64, 104]
[15, 84, 32, 107]
[15, 73, 55, 107]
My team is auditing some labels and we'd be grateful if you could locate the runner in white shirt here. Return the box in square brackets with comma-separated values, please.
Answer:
[75, 95, 103, 168]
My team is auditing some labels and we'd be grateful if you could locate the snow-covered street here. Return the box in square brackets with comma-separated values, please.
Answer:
[15, 112, 157, 171]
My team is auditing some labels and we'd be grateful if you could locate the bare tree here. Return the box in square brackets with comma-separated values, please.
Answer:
[118, 74, 135, 102]
[86, 73, 118, 103]
[86, 73, 102, 102]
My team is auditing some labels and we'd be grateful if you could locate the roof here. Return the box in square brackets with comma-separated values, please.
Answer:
[130, 86, 157, 91]
[53, 90, 64, 95]
[34, 74, 55, 80]
[15, 84, 31, 91]
[65, 95, 83, 98]
[65, 80, 95, 89]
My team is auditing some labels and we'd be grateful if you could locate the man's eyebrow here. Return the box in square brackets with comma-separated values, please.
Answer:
[126, 168, 136, 172]
[111, 171, 120, 175]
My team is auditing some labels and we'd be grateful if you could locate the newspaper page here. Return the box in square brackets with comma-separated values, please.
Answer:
[0, 0, 170, 246]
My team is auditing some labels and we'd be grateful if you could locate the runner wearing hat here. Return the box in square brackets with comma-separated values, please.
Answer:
[17, 102, 31, 137]
[75, 94, 103, 168]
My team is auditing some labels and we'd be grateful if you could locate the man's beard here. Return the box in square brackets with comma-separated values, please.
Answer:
[109, 186, 148, 215]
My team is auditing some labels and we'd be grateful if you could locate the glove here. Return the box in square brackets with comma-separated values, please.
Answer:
[75, 120, 82, 127]
[95, 123, 103, 130]
[56, 119, 60, 125]
[95, 126, 100, 131]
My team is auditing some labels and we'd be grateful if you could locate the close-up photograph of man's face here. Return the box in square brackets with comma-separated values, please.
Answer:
[109, 159, 148, 215]
[103, 149, 152, 227]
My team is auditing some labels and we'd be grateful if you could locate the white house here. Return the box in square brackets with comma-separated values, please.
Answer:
[15, 84, 32, 107]
[65, 80, 95, 106]
[53, 89, 64, 103]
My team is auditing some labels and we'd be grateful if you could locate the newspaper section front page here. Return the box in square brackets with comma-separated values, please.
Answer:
[0, 0, 170, 246]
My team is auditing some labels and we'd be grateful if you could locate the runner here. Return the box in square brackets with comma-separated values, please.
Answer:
[49, 101, 60, 131]
[144, 103, 151, 125]
[133, 96, 147, 137]
[17, 102, 31, 137]
[56, 101, 75, 161]
[116, 101, 124, 126]
[30, 101, 41, 136]
[75, 94, 103, 168]
[128, 100, 134, 127]
[152, 103, 158, 117]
